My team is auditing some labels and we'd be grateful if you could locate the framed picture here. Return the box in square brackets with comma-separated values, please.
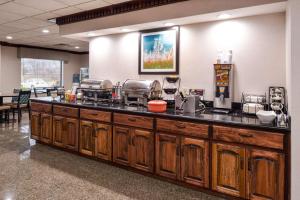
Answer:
[139, 26, 179, 74]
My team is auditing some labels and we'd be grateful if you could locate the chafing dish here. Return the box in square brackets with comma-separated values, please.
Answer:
[122, 79, 162, 106]
[77, 79, 113, 103]
[80, 79, 113, 89]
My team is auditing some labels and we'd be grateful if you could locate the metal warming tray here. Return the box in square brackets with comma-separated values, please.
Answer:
[122, 79, 162, 106]
[80, 79, 113, 90]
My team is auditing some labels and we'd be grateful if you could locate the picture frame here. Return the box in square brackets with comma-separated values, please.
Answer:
[138, 26, 180, 75]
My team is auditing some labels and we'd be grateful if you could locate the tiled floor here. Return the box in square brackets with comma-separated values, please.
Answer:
[0, 115, 224, 200]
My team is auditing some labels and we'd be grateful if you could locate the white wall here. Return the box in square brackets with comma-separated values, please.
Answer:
[0, 45, 89, 93]
[90, 13, 286, 102]
[287, 0, 300, 199]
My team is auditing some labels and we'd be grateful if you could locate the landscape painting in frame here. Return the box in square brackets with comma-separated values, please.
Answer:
[139, 27, 179, 74]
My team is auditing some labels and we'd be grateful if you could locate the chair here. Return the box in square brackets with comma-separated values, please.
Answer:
[11, 88, 20, 103]
[0, 106, 10, 122]
[10, 90, 31, 122]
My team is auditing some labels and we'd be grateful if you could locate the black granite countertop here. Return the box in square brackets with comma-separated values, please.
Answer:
[30, 97, 290, 134]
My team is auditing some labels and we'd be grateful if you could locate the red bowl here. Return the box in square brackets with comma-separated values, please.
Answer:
[148, 100, 167, 113]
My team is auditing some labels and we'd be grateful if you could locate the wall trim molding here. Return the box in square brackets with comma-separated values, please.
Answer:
[56, 0, 189, 25]
[0, 41, 89, 55]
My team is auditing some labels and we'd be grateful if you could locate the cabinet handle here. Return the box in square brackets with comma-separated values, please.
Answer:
[238, 133, 253, 138]
[175, 123, 186, 129]
[248, 158, 252, 171]
[131, 136, 135, 146]
[240, 157, 244, 170]
[128, 118, 136, 122]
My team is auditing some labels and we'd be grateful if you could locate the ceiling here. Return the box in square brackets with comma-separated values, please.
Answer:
[0, 0, 131, 52]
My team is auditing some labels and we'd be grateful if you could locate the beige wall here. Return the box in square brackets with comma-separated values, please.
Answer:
[0, 46, 21, 93]
[0, 45, 89, 93]
[89, 13, 286, 102]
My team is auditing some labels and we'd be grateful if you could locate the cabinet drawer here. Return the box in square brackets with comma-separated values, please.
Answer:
[80, 109, 111, 123]
[114, 113, 153, 129]
[53, 105, 79, 118]
[31, 102, 52, 113]
[157, 118, 209, 138]
[213, 126, 284, 150]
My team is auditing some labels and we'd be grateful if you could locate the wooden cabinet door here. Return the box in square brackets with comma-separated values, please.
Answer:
[95, 123, 112, 161]
[212, 143, 246, 198]
[40, 113, 52, 144]
[64, 118, 79, 151]
[30, 111, 40, 140]
[246, 149, 285, 200]
[52, 115, 64, 147]
[131, 129, 154, 172]
[155, 133, 180, 180]
[79, 120, 94, 156]
[181, 137, 209, 188]
[113, 126, 131, 166]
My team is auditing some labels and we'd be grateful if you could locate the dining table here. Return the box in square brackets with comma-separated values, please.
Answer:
[0, 92, 18, 123]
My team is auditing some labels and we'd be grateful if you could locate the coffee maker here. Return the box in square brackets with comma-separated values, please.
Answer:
[213, 64, 234, 113]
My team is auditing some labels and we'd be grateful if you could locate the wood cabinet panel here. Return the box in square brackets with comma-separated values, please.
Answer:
[131, 129, 154, 172]
[80, 120, 94, 156]
[95, 123, 112, 161]
[114, 113, 153, 129]
[40, 113, 52, 144]
[246, 149, 285, 200]
[31, 102, 52, 113]
[155, 133, 180, 180]
[64, 118, 79, 151]
[80, 109, 111, 123]
[213, 126, 284, 150]
[113, 126, 131, 166]
[212, 143, 246, 198]
[52, 115, 64, 147]
[53, 105, 79, 118]
[181, 137, 209, 188]
[157, 118, 209, 138]
[30, 111, 40, 140]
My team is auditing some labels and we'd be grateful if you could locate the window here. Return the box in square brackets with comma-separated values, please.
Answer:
[21, 58, 63, 88]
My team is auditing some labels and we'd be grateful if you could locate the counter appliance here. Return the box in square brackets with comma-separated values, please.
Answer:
[122, 79, 162, 106]
[175, 92, 205, 113]
[213, 64, 233, 113]
[162, 76, 181, 106]
[77, 79, 113, 103]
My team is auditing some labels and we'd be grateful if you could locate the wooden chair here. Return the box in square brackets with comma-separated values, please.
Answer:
[10, 90, 31, 122]
[0, 105, 10, 122]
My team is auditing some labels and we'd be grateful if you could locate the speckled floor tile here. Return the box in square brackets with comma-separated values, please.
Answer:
[0, 115, 225, 200]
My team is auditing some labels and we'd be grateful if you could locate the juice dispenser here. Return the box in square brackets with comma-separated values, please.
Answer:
[213, 64, 233, 113]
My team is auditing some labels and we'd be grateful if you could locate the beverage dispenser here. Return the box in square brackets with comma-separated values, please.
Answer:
[213, 64, 234, 113]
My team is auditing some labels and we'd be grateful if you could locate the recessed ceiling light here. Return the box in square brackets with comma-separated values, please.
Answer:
[164, 22, 175, 27]
[87, 32, 96, 37]
[6, 35, 13, 40]
[121, 28, 131, 32]
[75, 46, 80, 49]
[218, 13, 231, 19]
[42, 29, 49, 33]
